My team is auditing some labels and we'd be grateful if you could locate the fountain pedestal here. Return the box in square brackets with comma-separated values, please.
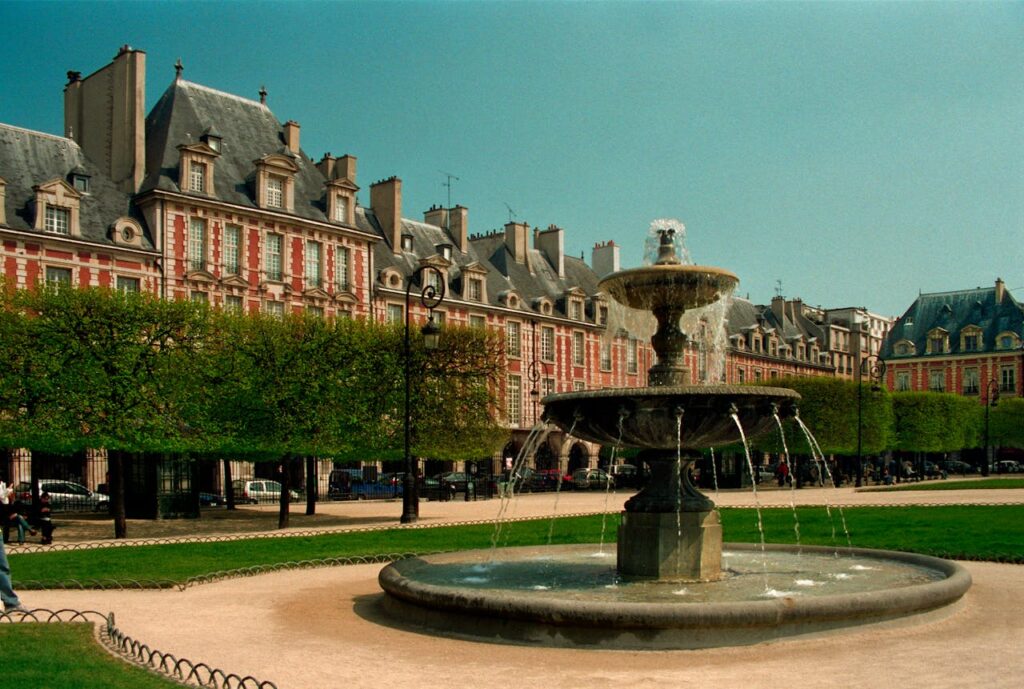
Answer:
[618, 510, 723, 581]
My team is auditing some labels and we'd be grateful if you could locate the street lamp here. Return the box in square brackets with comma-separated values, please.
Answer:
[856, 354, 886, 488]
[401, 265, 445, 524]
[527, 320, 550, 426]
[982, 379, 999, 477]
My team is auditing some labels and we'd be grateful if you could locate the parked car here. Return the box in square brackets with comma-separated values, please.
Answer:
[571, 469, 614, 490]
[231, 479, 299, 504]
[14, 480, 109, 512]
[995, 460, 1021, 474]
[922, 461, 945, 479]
[199, 491, 226, 507]
[609, 464, 640, 488]
[533, 469, 570, 491]
[940, 460, 977, 475]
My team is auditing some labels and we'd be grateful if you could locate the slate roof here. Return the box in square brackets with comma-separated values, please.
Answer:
[725, 297, 820, 344]
[142, 79, 333, 223]
[882, 286, 1024, 357]
[0, 124, 151, 249]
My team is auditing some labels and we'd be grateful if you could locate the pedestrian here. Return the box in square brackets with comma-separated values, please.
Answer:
[0, 535, 27, 613]
[37, 492, 54, 545]
[6, 488, 37, 544]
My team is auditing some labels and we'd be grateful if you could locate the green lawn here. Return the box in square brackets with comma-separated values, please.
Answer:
[0, 624, 185, 688]
[860, 478, 1024, 492]
[11, 505, 1024, 588]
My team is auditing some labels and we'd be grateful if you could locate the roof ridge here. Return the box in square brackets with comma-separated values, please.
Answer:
[918, 286, 994, 298]
[178, 79, 269, 111]
[0, 123, 80, 147]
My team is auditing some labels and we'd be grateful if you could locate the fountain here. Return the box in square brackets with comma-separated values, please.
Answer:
[378, 224, 971, 648]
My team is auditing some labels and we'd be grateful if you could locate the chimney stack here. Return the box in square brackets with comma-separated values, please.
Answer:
[995, 277, 1006, 305]
[283, 120, 300, 155]
[536, 224, 565, 277]
[317, 153, 335, 179]
[504, 221, 530, 267]
[449, 205, 468, 253]
[592, 240, 620, 278]
[371, 177, 403, 254]
[64, 45, 146, 193]
[424, 205, 448, 231]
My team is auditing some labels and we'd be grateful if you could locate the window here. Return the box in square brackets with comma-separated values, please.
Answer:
[401, 235, 414, 251]
[929, 370, 945, 392]
[387, 304, 403, 324]
[335, 246, 350, 291]
[597, 305, 608, 325]
[573, 331, 585, 367]
[44, 206, 70, 235]
[306, 241, 322, 288]
[754, 369, 763, 382]
[426, 269, 443, 294]
[116, 276, 140, 293]
[1001, 367, 1016, 393]
[506, 321, 521, 357]
[223, 225, 241, 275]
[570, 300, 583, 320]
[627, 338, 638, 374]
[225, 295, 243, 312]
[542, 378, 555, 398]
[573, 381, 585, 391]
[507, 375, 522, 426]
[264, 300, 285, 317]
[963, 334, 979, 352]
[600, 340, 612, 371]
[540, 326, 555, 362]
[45, 266, 72, 286]
[73, 175, 89, 193]
[189, 161, 207, 193]
[191, 291, 208, 303]
[469, 314, 486, 329]
[266, 176, 284, 208]
[468, 278, 483, 302]
[334, 197, 347, 223]
[895, 342, 912, 356]
[188, 218, 206, 272]
[962, 368, 979, 395]
[999, 335, 1015, 350]
[737, 367, 746, 384]
[264, 233, 283, 281]
[307, 305, 324, 318]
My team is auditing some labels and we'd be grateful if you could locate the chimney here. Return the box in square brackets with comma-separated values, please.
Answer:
[337, 154, 357, 183]
[64, 45, 146, 193]
[592, 240, 619, 278]
[317, 153, 335, 179]
[424, 205, 448, 230]
[371, 177, 402, 254]
[770, 295, 786, 323]
[504, 221, 530, 266]
[283, 120, 300, 155]
[995, 277, 1006, 305]
[536, 225, 565, 277]
[449, 205, 468, 253]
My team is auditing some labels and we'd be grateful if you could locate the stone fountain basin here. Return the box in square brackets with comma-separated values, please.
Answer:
[599, 264, 739, 311]
[378, 543, 971, 650]
[541, 385, 801, 449]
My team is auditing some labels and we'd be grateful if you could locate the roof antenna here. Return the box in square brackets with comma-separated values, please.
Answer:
[440, 171, 459, 210]
[504, 203, 517, 222]
[174, 58, 183, 80]
[775, 279, 783, 298]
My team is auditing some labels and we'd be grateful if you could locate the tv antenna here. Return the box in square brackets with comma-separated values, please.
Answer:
[504, 203, 517, 222]
[440, 171, 459, 211]
[775, 279, 783, 298]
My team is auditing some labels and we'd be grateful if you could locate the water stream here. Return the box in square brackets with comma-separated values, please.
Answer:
[730, 412, 770, 593]
[773, 411, 802, 549]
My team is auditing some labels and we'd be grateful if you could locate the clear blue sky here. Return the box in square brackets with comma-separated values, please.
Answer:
[2, 1, 1021, 316]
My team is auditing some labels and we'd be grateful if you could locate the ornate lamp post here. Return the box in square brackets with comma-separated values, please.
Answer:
[856, 354, 886, 488]
[527, 320, 550, 426]
[400, 266, 445, 524]
[982, 379, 999, 477]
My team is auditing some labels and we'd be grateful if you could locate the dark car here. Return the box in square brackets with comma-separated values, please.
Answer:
[571, 469, 614, 490]
[533, 469, 569, 491]
[941, 460, 976, 475]
[199, 492, 225, 506]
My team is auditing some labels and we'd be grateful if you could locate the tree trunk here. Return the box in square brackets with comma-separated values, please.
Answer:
[224, 458, 235, 510]
[110, 449, 127, 539]
[277, 459, 290, 530]
[305, 456, 317, 516]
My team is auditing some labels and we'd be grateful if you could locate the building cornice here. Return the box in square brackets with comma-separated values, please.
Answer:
[0, 225, 158, 259]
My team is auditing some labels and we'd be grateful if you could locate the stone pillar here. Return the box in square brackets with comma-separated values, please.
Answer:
[617, 510, 722, 581]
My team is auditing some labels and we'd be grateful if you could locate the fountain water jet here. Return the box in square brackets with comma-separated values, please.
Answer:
[378, 223, 971, 649]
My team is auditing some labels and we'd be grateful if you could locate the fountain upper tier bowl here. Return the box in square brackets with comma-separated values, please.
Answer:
[541, 385, 800, 450]
[598, 264, 739, 311]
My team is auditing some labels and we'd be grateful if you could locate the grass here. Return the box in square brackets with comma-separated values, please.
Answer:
[10, 504, 1024, 587]
[860, 478, 1024, 492]
[0, 624, 185, 688]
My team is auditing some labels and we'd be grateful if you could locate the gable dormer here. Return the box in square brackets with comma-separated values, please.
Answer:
[563, 286, 586, 321]
[926, 327, 949, 354]
[177, 141, 220, 196]
[33, 178, 82, 237]
[326, 176, 358, 225]
[254, 153, 299, 212]
[418, 255, 451, 297]
[461, 262, 488, 303]
[959, 324, 983, 352]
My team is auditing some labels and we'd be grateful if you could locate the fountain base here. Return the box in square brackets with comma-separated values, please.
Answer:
[618, 510, 722, 581]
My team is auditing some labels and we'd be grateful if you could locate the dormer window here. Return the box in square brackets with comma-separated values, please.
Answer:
[201, 129, 222, 153]
[325, 177, 357, 225]
[189, 161, 207, 193]
[468, 277, 483, 302]
[255, 154, 298, 212]
[570, 300, 583, 320]
[401, 234, 414, 251]
[926, 328, 949, 355]
[33, 179, 81, 237]
[44, 206, 70, 235]
[960, 325, 982, 352]
[266, 176, 284, 208]
[334, 196, 347, 222]
[437, 244, 452, 261]
[69, 168, 90, 193]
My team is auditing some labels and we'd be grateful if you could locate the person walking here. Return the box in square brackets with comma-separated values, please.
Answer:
[0, 535, 27, 613]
